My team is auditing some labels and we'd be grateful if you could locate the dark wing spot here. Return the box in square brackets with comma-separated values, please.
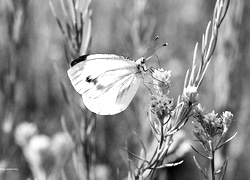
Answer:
[70, 54, 89, 67]
[86, 75, 98, 85]
[92, 78, 98, 85]
[86, 75, 92, 82]
[96, 84, 105, 90]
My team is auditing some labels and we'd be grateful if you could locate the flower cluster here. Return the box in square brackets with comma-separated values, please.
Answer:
[192, 104, 236, 180]
[15, 122, 74, 180]
[151, 95, 173, 122]
[130, 67, 196, 179]
[131, 66, 184, 179]
[149, 68, 173, 123]
[150, 68, 173, 120]
[149, 68, 197, 136]
[193, 104, 234, 145]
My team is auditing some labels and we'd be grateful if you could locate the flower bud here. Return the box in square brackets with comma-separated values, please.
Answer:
[182, 85, 198, 106]
[222, 111, 233, 132]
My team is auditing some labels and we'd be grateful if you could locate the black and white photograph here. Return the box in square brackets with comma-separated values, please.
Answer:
[0, 0, 248, 180]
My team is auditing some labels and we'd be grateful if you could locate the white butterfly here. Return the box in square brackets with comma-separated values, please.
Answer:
[67, 54, 149, 115]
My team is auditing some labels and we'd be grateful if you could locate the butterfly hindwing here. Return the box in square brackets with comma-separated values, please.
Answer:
[67, 54, 141, 115]
[83, 73, 140, 115]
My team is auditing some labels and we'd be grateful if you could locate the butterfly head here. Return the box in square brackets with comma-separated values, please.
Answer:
[136, 57, 147, 73]
[135, 37, 168, 74]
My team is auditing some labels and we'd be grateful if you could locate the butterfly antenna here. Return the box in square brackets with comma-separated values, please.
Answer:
[144, 42, 168, 61]
[143, 36, 160, 58]
[152, 42, 168, 54]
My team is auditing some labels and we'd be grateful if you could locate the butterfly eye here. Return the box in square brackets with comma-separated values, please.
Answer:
[142, 64, 147, 72]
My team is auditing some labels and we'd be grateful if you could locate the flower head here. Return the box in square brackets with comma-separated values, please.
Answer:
[194, 105, 234, 140]
[151, 68, 171, 95]
[151, 94, 173, 121]
[182, 85, 198, 106]
[203, 111, 219, 125]
[202, 111, 223, 138]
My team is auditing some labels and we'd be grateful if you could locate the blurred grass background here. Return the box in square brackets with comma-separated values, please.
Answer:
[0, 0, 249, 180]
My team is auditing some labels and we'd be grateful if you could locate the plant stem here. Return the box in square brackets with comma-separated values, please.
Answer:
[211, 150, 215, 180]
[209, 141, 215, 180]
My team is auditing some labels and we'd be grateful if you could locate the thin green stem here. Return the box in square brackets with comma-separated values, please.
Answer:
[211, 150, 215, 180]
[160, 118, 164, 147]
[209, 141, 215, 180]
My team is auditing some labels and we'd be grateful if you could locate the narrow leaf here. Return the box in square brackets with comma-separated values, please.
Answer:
[216, 132, 237, 150]
[193, 155, 208, 179]
[191, 145, 210, 160]
[219, 157, 228, 180]
[215, 158, 228, 174]
[133, 131, 147, 160]
[154, 160, 183, 169]
[122, 146, 148, 164]
[183, 69, 189, 92]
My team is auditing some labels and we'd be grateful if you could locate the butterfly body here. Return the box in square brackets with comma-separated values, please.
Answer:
[67, 54, 147, 115]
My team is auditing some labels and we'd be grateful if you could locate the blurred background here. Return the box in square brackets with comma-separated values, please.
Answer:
[0, 0, 249, 179]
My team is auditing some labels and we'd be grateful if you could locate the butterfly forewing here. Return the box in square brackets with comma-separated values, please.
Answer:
[68, 54, 137, 93]
[67, 54, 142, 115]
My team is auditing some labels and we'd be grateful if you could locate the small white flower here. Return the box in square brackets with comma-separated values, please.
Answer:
[51, 132, 74, 167]
[183, 85, 197, 95]
[183, 85, 198, 105]
[151, 68, 171, 95]
[25, 135, 52, 180]
[152, 68, 171, 82]
[15, 122, 38, 147]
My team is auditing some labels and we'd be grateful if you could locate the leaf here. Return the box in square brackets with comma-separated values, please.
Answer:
[79, 7, 92, 55]
[216, 132, 237, 150]
[147, 111, 161, 136]
[60, 116, 72, 139]
[60, 81, 70, 105]
[183, 69, 189, 91]
[215, 158, 228, 174]
[191, 145, 210, 160]
[154, 160, 183, 169]
[122, 146, 148, 164]
[219, 157, 228, 180]
[133, 131, 147, 160]
[193, 155, 208, 179]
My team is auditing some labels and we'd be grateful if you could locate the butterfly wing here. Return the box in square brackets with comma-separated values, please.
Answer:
[67, 54, 141, 115]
